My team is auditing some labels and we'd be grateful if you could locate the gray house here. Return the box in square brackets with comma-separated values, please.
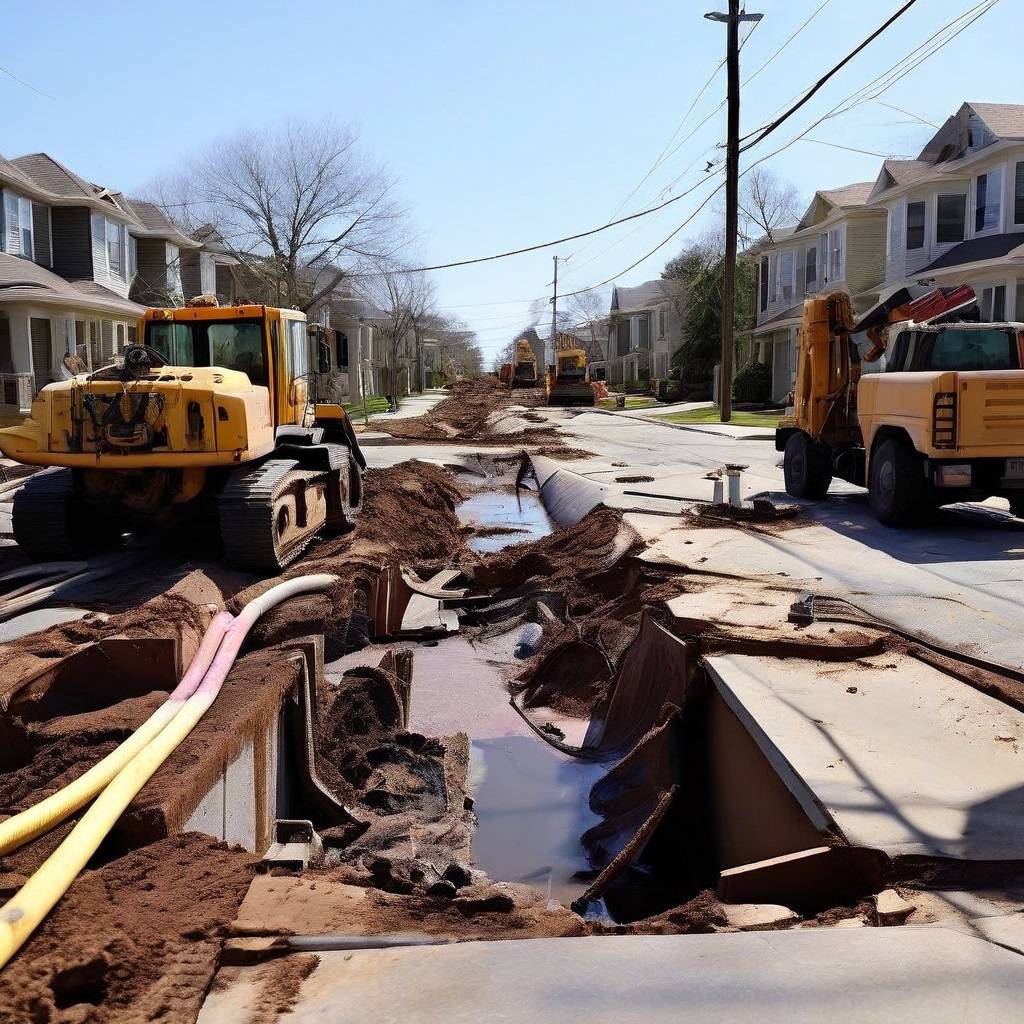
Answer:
[593, 280, 683, 385]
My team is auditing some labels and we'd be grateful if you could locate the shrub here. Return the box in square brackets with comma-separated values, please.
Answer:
[732, 361, 772, 405]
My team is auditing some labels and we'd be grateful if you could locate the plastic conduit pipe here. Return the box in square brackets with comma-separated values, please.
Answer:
[0, 611, 235, 856]
[0, 573, 338, 969]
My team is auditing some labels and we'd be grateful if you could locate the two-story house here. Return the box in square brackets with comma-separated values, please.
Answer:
[870, 102, 1024, 320]
[597, 280, 683, 386]
[0, 153, 148, 421]
[750, 183, 887, 403]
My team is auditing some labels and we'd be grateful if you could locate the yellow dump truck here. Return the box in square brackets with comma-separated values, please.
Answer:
[511, 339, 539, 389]
[0, 300, 365, 569]
[776, 287, 1024, 524]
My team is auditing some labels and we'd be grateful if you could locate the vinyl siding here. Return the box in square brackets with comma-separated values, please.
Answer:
[31, 204, 51, 267]
[179, 249, 201, 299]
[846, 218, 886, 295]
[50, 207, 93, 279]
[132, 236, 171, 303]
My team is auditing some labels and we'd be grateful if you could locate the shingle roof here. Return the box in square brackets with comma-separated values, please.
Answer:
[820, 181, 874, 207]
[921, 233, 1024, 273]
[969, 102, 1024, 142]
[611, 280, 669, 312]
[0, 253, 145, 316]
[753, 303, 803, 331]
[0, 155, 37, 192]
[10, 153, 95, 198]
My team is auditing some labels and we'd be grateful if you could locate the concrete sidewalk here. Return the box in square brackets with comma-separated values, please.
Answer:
[366, 389, 448, 421]
[591, 403, 776, 440]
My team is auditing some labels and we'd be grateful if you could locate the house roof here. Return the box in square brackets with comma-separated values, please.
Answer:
[329, 295, 390, 322]
[611, 280, 669, 312]
[920, 233, 1024, 273]
[0, 155, 37, 192]
[10, 153, 96, 199]
[819, 181, 874, 207]
[969, 102, 1024, 142]
[0, 253, 146, 316]
[753, 302, 803, 332]
[120, 198, 199, 247]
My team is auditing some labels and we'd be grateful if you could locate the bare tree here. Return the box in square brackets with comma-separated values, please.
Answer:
[359, 260, 435, 406]
[737, 167, 802, 246]
[565, 287, 607, 363]
[146, 118, 406, 312]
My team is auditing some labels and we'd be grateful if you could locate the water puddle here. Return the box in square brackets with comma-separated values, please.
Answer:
[457, 489, 553, 553]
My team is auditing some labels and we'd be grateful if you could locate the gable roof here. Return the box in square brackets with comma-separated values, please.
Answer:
[611, 280, 668, 312]
[11, 153, 95, 198]
[968, 102, 1024, 142]
[793, 181, 874, 232]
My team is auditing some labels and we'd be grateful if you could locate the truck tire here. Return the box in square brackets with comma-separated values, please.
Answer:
[869, 437, 928, 526]
[783, 431, 832, 499]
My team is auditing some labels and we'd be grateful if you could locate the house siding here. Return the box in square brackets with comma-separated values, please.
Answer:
[31, 204, 51, 267]
[133, 236, 170, 303]
[50, 207, 92, 280]
[846, 217, 886, 295]
[179, 249, 201, 299]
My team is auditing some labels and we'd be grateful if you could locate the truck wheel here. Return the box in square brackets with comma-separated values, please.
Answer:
[869, 438, 928, 526]
[783, 432, 833, 499]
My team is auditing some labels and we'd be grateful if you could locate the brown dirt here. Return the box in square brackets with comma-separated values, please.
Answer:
[0, 833, 257, 1024]
[371, 378, 564, 447]
[243, 954, 320, 1024]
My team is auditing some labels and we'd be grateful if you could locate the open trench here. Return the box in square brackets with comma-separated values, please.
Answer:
[4, 425, 1024, 1020]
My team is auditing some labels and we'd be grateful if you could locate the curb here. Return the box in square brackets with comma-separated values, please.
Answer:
[583, 405, 776, 441]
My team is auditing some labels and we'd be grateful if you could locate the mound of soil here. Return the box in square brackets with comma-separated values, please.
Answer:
[0, 832, 256, 1024]
[373, 378, 561, 446]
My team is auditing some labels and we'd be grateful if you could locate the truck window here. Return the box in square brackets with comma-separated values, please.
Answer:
[143, 317, 268, 385]
[923, 328, 1017, 371]
[286, 320, 310, 378]
[147, 323, 195, 365]
[886, 331, 915, 372]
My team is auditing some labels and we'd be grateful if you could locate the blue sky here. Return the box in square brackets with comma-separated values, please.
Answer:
[2, 0, 1016, 360]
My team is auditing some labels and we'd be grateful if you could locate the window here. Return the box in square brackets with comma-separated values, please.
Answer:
[780, 250, 794, 302]
[905, 201, 926, 250]
[805, 246, 817, 289]
[768, 253, 778, 303]
[936, 194, 966, 244]
[108, 221, 123, 275]
[287, 319, 310, 377]
[927, 329, 1016, 370]
[2, 192, 33, 258]
[759, 258, 769, 311]
[1015, 161, 1024, 225]
[636, 315, 650, 350]
[658, 309, 666, 337]
[979, 285, 1006, 322]
[115, 323, 126, 351]
[127, 235, 138, 281]
[616, 319, 630, 357]
[166, 243, 182, 298]
[145, 317, 267, 384]
[829, 228, 844, 281]
[975, 168, 1003, 232]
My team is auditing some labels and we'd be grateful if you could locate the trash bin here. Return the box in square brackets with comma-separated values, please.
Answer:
[614, 394, 626, 409]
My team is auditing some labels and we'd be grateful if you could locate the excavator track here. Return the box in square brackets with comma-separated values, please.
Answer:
[219, 457, 340, 573]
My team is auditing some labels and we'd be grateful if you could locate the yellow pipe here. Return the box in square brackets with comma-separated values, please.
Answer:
[0, 574, 338, 969]
[0, 612, 235, 856]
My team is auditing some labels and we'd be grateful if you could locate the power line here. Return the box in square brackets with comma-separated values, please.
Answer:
[738, 0, 920, 154]
[875, 99, 939, 127]
[742, 0, 832, 87]
[0, 62, 56, 101]
[802, 137, 912, 159]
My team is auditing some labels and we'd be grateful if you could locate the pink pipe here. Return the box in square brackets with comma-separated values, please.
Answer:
[168, 611, 236, 702]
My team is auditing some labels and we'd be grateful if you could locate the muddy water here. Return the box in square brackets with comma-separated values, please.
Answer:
[457, 489, 554, 553]
[327, 632, 604, 906]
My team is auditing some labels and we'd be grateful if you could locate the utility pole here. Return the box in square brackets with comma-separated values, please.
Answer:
[550, 254, 560, 368]
[706, 3, 761, 423]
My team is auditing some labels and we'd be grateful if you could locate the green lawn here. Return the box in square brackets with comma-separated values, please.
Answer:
[656, 406, 782, 428]
[344, 396, 392, 419]
[598, 396, 660, 410]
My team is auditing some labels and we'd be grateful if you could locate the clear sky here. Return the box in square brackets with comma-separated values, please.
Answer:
[2, 0, 1017, 361]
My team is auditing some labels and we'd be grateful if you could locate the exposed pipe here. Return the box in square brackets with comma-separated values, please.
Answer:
[0, 611, 234, 856]
[0, 574, 338, 969]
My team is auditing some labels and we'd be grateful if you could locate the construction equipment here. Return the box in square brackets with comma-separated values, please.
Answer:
[511, 339, 539, 389]
[546, 343, 595, 407]
[776, 286, 1024, 524]
[0, 301, 365, 570]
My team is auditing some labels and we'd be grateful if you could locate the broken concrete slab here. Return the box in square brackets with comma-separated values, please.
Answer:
[873, 888, 915, 926]
[722, 902, 799, 931]
[706, 652, 1024, 861]
[198, 928, 1024, 1022]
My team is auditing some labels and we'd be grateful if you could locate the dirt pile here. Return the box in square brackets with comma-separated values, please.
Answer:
[372, 377, 562, 446]
[0, 833, 256, 1024]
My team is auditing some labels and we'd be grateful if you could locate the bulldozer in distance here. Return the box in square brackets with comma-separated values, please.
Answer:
[0, 298, 366, 572]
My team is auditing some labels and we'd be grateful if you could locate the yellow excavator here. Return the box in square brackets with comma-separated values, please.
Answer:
[511, 339, 539, 389]
[0, 299, 365, 571]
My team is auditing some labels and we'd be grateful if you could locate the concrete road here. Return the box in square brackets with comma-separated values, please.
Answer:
[547, 408, 1024, 668]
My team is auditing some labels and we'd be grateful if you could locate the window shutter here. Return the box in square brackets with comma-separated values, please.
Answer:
[31, 204, 50, 265]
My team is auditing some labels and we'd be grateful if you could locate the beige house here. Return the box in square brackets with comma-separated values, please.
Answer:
[750, 183, 886, 403]
[591, 280, 683, 385]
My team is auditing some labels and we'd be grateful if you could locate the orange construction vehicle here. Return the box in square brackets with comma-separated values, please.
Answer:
[777, 286, 1024, 524]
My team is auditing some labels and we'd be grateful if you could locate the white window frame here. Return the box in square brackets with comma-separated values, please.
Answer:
[974, 166, 1004, 236]
[91, 213, 129, 281]
[805, 244, 817, 290]
[780, 250, 794, 303]
[768, 253, 778, 303]
[1, 190, 33, 259]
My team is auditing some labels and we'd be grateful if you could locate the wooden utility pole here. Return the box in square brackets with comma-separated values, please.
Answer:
[550, 254, 559, 366]
[706, 3, 761, 423]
